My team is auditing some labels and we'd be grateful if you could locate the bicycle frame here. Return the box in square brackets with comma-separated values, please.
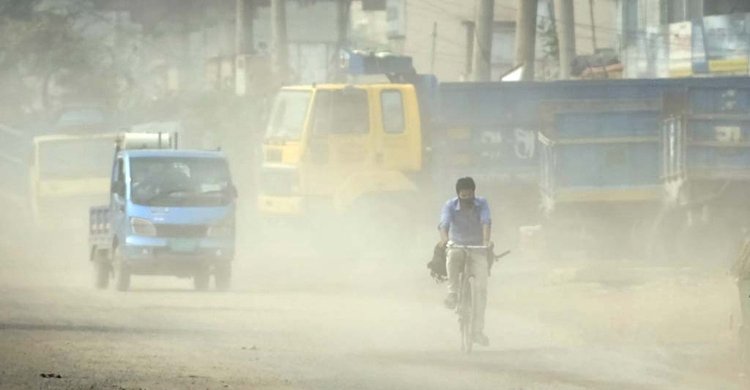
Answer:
[448, 244, 490, 353]
[446, 244, 510, 353]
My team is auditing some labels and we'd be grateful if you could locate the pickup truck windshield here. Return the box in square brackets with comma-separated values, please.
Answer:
[38, 138, 114, 180]
[130, 157, 233, 207]
[265, 90, 311, 141]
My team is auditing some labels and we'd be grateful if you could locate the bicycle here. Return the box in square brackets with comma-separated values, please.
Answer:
[448, 244, 510, 353]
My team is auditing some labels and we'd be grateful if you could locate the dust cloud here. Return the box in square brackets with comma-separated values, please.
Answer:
[0, 169, 746, 388]
[0, 1, 746, 389]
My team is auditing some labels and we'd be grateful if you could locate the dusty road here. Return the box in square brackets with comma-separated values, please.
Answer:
[0, 230, 746, 389]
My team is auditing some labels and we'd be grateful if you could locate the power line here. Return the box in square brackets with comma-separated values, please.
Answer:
[405, 1, 696, 50]
[394, 0, 709, 72]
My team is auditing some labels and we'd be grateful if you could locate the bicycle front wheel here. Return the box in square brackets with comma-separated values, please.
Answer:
[460, 276, 474, 353]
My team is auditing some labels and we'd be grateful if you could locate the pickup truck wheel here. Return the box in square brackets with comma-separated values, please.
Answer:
[214, 262, 231, 291]
[94, 261, 110, 289]
[113, 247, 131, 292]
[194, 267, 210, 291]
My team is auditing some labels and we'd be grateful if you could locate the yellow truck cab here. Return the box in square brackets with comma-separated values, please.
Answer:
[259, 82, 424, 219]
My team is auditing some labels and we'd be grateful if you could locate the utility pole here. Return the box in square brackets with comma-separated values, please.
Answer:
[514, 0, 538, 81]
[336, 0, 351, 53]
[555, 0, 575, 79]
[334, 0, 351, 81]
[235, 0, 257, 96]
[430, 22, 438, 74]
[472, 0, 494, 81]
[588, 0, 597, 53]
[271, 0, 289, 83]
[235, 0, 255, 56]
[462, 21, 475, 80]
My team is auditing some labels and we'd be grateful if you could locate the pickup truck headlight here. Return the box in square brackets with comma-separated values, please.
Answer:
[130, 217, 156, 237]
[207, 222, 234, 237]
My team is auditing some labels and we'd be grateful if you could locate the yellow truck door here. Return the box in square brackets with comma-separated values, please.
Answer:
[371, 85, 422, 172]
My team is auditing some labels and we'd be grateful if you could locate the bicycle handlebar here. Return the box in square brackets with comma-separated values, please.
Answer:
[446, 244, 511, 261]
[494, 249, 511, 259]
[446, 244, 491, 249]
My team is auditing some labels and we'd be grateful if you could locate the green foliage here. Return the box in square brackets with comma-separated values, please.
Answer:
[0, 0, 220, 119]
[538, 17, 559, 61]
[0, 0, 110, 118]
[0, 0, 40, 20]
[0, 0, 254, 132]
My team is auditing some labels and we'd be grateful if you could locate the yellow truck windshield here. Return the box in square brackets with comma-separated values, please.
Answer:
[311, 89, 369, 135]
[37, 138, 114, 180]
[265, 90, 311, 141]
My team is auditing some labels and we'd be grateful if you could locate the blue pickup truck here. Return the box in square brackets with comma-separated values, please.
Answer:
[89, 133, 237, 291]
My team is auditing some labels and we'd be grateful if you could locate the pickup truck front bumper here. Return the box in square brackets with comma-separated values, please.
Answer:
[122, 235, 234, 276]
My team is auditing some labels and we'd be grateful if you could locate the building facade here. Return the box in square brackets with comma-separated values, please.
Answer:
[353, 0, 620, 81]
[621, 0, 750, 78]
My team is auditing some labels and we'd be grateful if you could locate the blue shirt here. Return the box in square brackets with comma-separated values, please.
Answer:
[438, 197, 492, 245]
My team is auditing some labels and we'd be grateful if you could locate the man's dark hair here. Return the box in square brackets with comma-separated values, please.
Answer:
[455, 177, 476, 194]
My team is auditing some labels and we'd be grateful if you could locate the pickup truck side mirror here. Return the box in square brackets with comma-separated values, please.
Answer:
[111, 181, 125, 197]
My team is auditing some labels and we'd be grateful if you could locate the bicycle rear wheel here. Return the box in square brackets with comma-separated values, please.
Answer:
[459, 276, 474, 353]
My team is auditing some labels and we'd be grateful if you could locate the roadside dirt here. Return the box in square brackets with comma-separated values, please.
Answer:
[0, 225, 745, 389]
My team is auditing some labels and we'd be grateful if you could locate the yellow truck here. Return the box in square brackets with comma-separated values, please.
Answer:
[255, 53, 541, 249]
[258, 81, 428, 250]
[260, 83, 423, 213]
[29, 132, 125, 230]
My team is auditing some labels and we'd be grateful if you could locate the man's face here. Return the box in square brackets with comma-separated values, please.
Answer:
[458, 189, 475, 201]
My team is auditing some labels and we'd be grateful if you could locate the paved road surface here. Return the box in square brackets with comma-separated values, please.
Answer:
[0, 231, 745, 389]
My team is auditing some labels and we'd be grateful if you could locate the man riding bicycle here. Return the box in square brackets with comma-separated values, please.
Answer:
[438, 177, 492, 346]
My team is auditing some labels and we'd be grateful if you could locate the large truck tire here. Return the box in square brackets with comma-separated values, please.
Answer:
[193, 266, 210, 291]
[214, 262, 232, 291]
[113, 246, 131, 292]
[91, 247, 111, 289]
[94, 261, 110, 289]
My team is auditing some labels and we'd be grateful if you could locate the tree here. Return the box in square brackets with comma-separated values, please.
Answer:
[0, 0, 114, 118]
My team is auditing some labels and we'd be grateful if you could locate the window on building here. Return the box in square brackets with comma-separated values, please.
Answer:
[621, 0, 639, 46]
[705, 0, 750, 16]
[667, 0, 704, 23]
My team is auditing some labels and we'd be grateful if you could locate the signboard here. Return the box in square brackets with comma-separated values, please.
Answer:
[691, 20, 708, 73]
[703, 13, 750, 75]
[666, 14, 750, 77]
[386, 0, 406, 38]
[669, 21, 693, 77]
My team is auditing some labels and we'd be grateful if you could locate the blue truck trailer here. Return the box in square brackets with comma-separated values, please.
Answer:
[494, 76, 750, 261]
[89, 133, 237, 291]
[657, 77, 750, 263]
[528, 79, 671, 257]
[433, 78, 675, 254]
[259, 51, 750, 260]
[384, 69, 750, 260]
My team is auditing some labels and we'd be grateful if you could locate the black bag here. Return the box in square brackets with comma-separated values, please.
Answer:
[426, 242, 447, 282]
